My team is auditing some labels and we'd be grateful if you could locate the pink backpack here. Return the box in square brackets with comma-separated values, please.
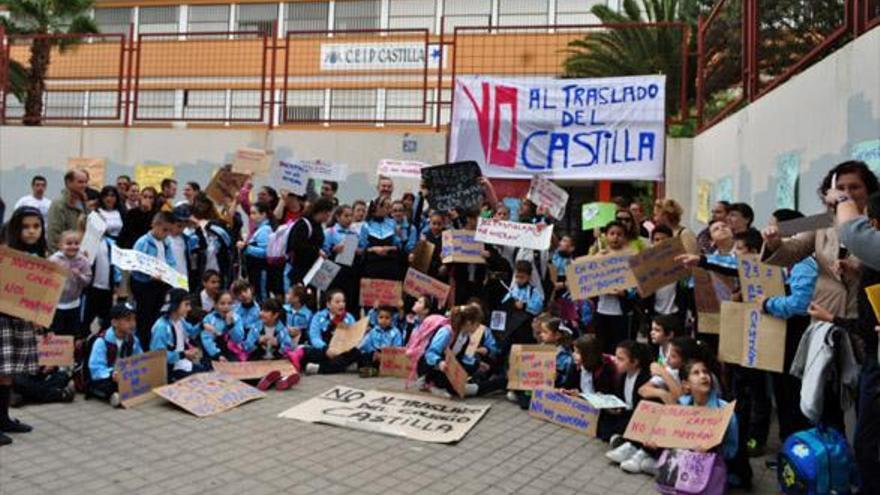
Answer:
[267, 218, 312, 267]
[404, 314, 449, 383]
[655, 449, 727, 495]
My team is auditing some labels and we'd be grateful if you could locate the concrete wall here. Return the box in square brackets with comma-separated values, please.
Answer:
[690, 27, 880, 231]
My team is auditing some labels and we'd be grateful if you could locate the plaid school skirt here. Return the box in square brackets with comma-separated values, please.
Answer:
[0, 314, 39, 376]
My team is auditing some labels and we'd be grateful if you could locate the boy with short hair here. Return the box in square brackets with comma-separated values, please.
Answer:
[502, 260, 545, 316]
[87, 303, 144, 407]
[231, 279, 261, 337]
[359, 305, 403, 377]
[132, 211, 177, 348]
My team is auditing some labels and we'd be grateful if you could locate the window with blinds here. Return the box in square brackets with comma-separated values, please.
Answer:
[136, 90, 176, 119]
[285, 89, 324, 121]
[183, 90, 226, 119]
[443, 0, 491, 32]
[555, 0, 605, 24]
[45, 92, 86, 118]
[188, 5, 231, 33]
[139, 6, 179, 34]
[330, 89, 376, 120]
[87, 91, 119, 119]
[286, 2, 330, 32]
[388, 0, 436, 31]
[231, 90, 263, 120]
[385, 89, 429, 123]
[236, 4, 278, 35]
[497, 0, 548, 26]
[94, 8, 132, 35]
[334, 0, 381, 31]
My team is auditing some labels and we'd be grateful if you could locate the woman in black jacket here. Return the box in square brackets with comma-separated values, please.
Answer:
[287, 198, 334, 288]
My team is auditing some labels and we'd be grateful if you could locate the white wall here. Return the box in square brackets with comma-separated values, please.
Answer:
[690, 27, 880, 231]
[0, 127, 447, 208]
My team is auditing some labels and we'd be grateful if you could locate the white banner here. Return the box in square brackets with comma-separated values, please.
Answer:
[302, 160, 348, 182]
[378, 159, 428, 179]
[111, 244, 188, 290]
[527, 175, 569, 220]
[79, 213, 107, 265]
[474, 218, 553, 251]
[450, 75, 666, 180]
[321, 42, 445, 71]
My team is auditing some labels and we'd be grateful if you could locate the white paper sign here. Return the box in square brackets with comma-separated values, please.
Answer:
[303, 258, 341, 291]
[79, 213, 107, 265]
[335, 234, 359, 267]
[580, 392, 628, 409]
[378, 159, 428, 179]
[528, 175, 569, 220]
[274, 160, 309, 195]
[303, 160, 348, 182]
[450, 75, 666, 180]
[111, 244, 188, 290]
[474, 218, 553, 250]
[490, 310, 507, 331]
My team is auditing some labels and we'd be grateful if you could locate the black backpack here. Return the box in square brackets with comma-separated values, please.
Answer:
[73, 330, 134, 394]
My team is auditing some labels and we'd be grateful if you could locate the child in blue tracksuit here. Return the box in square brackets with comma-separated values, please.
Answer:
[287, 289, 358, 375]
[417, 304, 484, 399]
[149, 288, 206, 382]
[201, 292, 246, 362]
[131, 211, 177, 349]
[245, 298, 300, 391]
[323, 204, 360, 314]
[359, 306, 403, 377]
[232, 280, 261, 338]
[239, 202, 273, 301]
[87, 303, 143, 407]
[284, 285, 313, 346]
[502, 260, 545, 315]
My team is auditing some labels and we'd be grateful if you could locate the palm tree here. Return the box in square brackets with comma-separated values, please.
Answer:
[0, 0, 98, 125]
[562, 0, 701, 118]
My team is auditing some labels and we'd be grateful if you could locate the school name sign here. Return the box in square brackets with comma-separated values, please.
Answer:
[450, 75, 666, 180]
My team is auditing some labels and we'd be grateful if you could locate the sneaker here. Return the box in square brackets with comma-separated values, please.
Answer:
[109, 392, 121, 408]
[257, 371, 282, 391]
[0, 433, 11, 447]
[429, 387, 452, 399]
[640, 455, 659, 476]
[621, 449, 649, 473]
[609, 434, 625, 449]
[275, 373, 300, 391]
[0, 419, 32, 434]
[305, 363, 320, 375]
[465, 383, 479, 397]
[506, 391, 518, 403]
[606, 441, 637, 464]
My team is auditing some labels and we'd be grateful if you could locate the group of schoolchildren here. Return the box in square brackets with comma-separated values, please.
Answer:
[5, 161, 880, 494]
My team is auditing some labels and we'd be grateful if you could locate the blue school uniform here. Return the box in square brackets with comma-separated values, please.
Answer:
[395, 219, 417, 253]
[424, 325, 455, 367]
[88, 327, 143, 381]
[367, 307, 402, 329]
[243, 320, 293, 355]
[323, 224, 356, 256]
[360, 324, 403, 355]
[461, 327, 499, 367]
[285, 304, 313, 332]
[763, 257, 818, 318]
[244, 219, 272, 299]
[555, 345, 576, 388]
[200, 310, 245, 360]
[358, 217, 400, 249]
[131, 232, 176, 283]
[149, 315, 201, 367]
[502, 283, 544, 315]
[234, 301, 261, 335]
[307, 309, 356, 350]
[244, 220, 271, 259]
[551, 251, 572, 281]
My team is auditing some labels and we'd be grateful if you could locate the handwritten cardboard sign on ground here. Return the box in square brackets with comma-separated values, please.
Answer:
[444, 349, 469, 398]
[116, 350, 167, 408]
[474, 218, 553, 251]
[359, 279, 403, 307]
[278, 386, 492, 443]
[421, 161, 483, 212]
[206, 169, 250, 205]
[737, 254, 785, 302]
[68, 157, 106, 189]
[154, 372, 266, 417]
[528, 174, 569, 220]
[328, 317, 370, 355]
[719, 301, 786, 372]
[441, 230, 485, 264]
[411, 240, 435, 273]
[0, 246, 68, 327]
[624, 400, 736, 451]
[379, 347, 414, 379]
[232, 148, 271, 175]
[37, 335, 74, 367]
[507, 345, 557, 391]
[628, 238, 689, 297]
[212, 360, 296, 381]
[529, 389, 599, 437]
[566, 252, 637, 300]
[403, 268, 451, 305]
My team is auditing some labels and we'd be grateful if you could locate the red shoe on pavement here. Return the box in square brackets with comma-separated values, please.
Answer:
[275, 372, 301, 391]
[256, 370, 282, 391]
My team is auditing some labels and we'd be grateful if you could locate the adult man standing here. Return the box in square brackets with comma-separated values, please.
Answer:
[377, 175, 394, 199]
[160, 178, 177, 212]
[47, 169, 89, 250]
[116, 175, 132, 210]
[14, 176, 52, 223]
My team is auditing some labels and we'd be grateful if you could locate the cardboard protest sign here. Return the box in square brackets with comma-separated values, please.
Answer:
[206, 169, 249, 205]
[154, 372, 266, 417]
[737, 254, 785, 302]
[116, 351, 167, 408]
[580, 392, 628, 409]
[378, 159, 427, 179]
[527, 175, 569, 220]
[334, 234, 359, 267]
[507, 345, 558, 391]
[628, 238, 690, 297]
[403, 268, 451, 305]
[624, 400, 737, 451]
[465, 326, 486, 357]
[777, 213, 834, 237]
[134, 164, 174, 191]
[378, 347, 414, 379]
[566, 252, 637, 300]
[441, 230, 485, 264]
[421, 161, 483, 211]
[693, 268, 736, 334]
[529, 389, 599, 437]
[278, 386, 491, 443]
[78, 213, 107, 265]
[359, 279, 403, 307]
[581, 202, 617, 230]
[444, 348, 469, 398]
[0, 246, 68, 327]
[303, 258, 341, 291]
[328, 317, 370, 355]
[37, 335, 74, 367]
[68, 157, 106, 189]
[232, 148, 271, 175]
[410, 240, 435, 273]
[474, 218, 553, 251]
[866, 284, 880, 319]
[302, 159, 347, 182]
[111, 244, 188, 290]
[212, 360, 296, 381]
[719, 301, 786, 372]
[273, 160, 309, 196]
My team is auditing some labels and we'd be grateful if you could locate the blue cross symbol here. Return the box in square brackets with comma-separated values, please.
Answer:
[430, 47, 441, 60]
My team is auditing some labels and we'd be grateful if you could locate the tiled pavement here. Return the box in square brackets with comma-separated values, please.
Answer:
[0, 374, 781, 494]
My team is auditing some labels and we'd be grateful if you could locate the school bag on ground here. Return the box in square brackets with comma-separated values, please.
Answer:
[777, 426, 857, 495]
[654, 449, 727, 495]
[73, 330, 134, 395]
[404, 314, 449, 382]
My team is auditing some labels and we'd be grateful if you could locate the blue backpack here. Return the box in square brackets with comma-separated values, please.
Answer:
[777, 426, 857, 494]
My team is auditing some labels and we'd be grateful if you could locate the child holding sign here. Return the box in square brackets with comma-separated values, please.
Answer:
[149, 289, 205, 382]
[417, 304, 483, 399]
[87, 303, 143, 407]
[358, 306, 403, 377]
[323, 205, 359, 313]
[201, 292, 246, 362]
[288, 289, 357, 375]
[593, 221, 635, 355]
